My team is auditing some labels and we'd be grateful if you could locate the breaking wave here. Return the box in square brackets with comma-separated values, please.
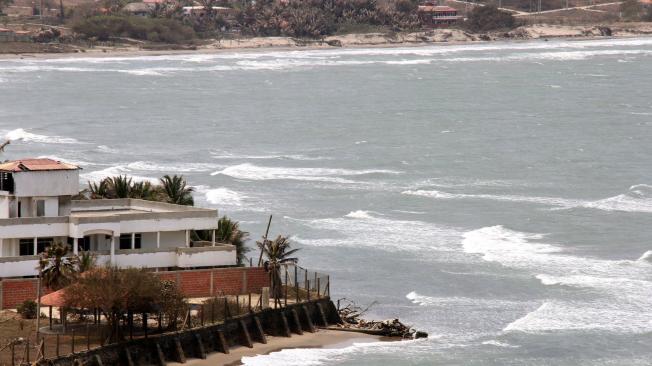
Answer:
[3, 128, 79, 144]
[462, 226, 652, 334]
[212, 163, 399, 183]
[403, 184, 652, 214]
[80, 165, 158, 183]
[201, 187, 245, 207]
[125, 161, 222, 173]
[291, 211, 461, 255]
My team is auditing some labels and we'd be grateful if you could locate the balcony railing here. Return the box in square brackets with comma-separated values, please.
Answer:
[0, 245, 236, 278]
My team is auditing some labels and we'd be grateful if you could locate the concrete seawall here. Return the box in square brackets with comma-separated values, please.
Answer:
[38, 298, 341, 366]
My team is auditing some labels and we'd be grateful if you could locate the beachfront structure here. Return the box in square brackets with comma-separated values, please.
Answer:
[0, 158, 235, 279]
[417, 3, 462, 28]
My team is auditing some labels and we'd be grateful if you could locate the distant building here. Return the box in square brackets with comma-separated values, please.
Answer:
[182, 6, 235, 17]
[417, 2, 462, 28]
[123, 2, 153, 16]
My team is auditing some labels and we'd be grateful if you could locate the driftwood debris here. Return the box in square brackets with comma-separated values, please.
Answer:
[334, 299, 427, 339]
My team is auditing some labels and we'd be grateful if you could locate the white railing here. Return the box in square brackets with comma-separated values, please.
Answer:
[0, 245, 237, 278]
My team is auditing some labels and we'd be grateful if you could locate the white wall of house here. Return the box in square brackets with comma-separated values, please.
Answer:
[159, 231, 187, 248]
[12, 170, 80, 197]
[0, 195, 8, 219]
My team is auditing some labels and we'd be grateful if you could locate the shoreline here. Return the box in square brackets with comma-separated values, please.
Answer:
[167, 329, 394, 366]
[0, 22, 651, 61]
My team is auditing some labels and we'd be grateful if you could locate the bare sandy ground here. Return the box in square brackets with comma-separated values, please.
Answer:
[167, 329, 390, 366]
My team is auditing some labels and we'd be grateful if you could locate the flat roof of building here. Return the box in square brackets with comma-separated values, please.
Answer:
[0, 158, 79, 172]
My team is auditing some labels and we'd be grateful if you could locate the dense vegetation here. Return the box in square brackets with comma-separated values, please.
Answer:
[464, 5, 516, 32]
[72, 15, 195, 43]
[620, 0, 652, 21]
[86, 174, 194, 205]
[71, 0, 423, 42]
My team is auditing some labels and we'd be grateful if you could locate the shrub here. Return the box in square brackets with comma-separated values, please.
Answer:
[72, 15, 195, 43]
[465, 5, 516, 33]
[17, 300, 38, 319]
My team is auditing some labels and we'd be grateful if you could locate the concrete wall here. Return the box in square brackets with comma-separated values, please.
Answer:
[0, 267, 270, 309]
[13, 170, 80, 197]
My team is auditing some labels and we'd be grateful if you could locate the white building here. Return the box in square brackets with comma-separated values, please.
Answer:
[0, 158, 235, 278]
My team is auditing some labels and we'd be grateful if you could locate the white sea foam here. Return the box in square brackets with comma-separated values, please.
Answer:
[97, 145, 119, 154]
[291, 211, 461, 255]
[210, 150, 329, 161]
[35, 155, 89, 166]
[203, 187, 245, 206]
[80, 165, 158, 183]
[3, 128, 79, 144]
[637, 250, 652, 263]
[403, 189, 582, 208]
[241, 340, 407, 366]
[212, 163, 399, 183]
[344, 210, 375, 219]
[481, 340, 519, 348]
[403, 185, 652, 214]
[125, 161, 221, 173]
[462, 226, 652, 334]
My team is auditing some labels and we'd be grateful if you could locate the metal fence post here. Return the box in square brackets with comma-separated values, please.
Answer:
[295, 265, 299, 303]
[284, 265, 288, 307]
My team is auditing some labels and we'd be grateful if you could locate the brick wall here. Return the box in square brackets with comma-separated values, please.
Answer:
[0, 267, 270, 309]
[1, 279, 38, 309]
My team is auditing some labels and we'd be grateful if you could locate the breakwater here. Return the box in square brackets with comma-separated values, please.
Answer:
[36, 298, 340, 366]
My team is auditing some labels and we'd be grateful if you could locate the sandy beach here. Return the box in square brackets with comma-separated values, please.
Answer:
[1, 22, 651, 60]
[167, 329, 391, 366]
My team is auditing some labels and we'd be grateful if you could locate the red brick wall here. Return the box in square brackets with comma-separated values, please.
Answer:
[1, 267, 271, 309]
[245, 267, 271, 293]
[1, 279, 38, 309]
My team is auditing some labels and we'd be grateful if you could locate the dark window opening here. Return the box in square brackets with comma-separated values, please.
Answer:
[119, 234, 141, 250]
[0, 172, 14, 193]
[19, 239, 34, 256]
[36, 200, 45, 217]
[17, 201, 21, 218]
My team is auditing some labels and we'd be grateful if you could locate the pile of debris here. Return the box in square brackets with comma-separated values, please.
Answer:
[334, 299, 427, 339]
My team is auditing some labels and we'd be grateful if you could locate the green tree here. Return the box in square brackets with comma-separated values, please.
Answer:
[465, 5, 516, 33]
[110, 175, 133, 198]
[195, 216, 251, 265]
[257, 235, 299, 299]
[72, 251, 97, 273]
[64, 266, 167, 342]
[38, 242, 75, 291]
[620, 0, 643, 20]
[160, 174, 194, 206]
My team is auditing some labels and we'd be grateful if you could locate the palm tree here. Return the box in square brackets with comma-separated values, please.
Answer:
[110, 175, 133, 198]
[194, 216, 251, 265]
[38, 242, 75, 291]
[160, 175, 194, 206]
[88, 178, 110, 199]
[72, 251, 96, 273]
[257, 235, 299, 299]
[129, 181, 156, 200]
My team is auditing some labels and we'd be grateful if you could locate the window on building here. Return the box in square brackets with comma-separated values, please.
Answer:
[119, 234, 141, 250]
[17, 201, 22, 218]
[19, 239, 34, 256]
[36, 200, 45, 217]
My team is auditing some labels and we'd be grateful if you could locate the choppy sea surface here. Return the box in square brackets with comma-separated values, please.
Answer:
[2, 38, 652, 365]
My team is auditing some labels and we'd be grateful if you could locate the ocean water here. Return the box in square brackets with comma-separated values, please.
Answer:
[1, 38, 652, 365]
